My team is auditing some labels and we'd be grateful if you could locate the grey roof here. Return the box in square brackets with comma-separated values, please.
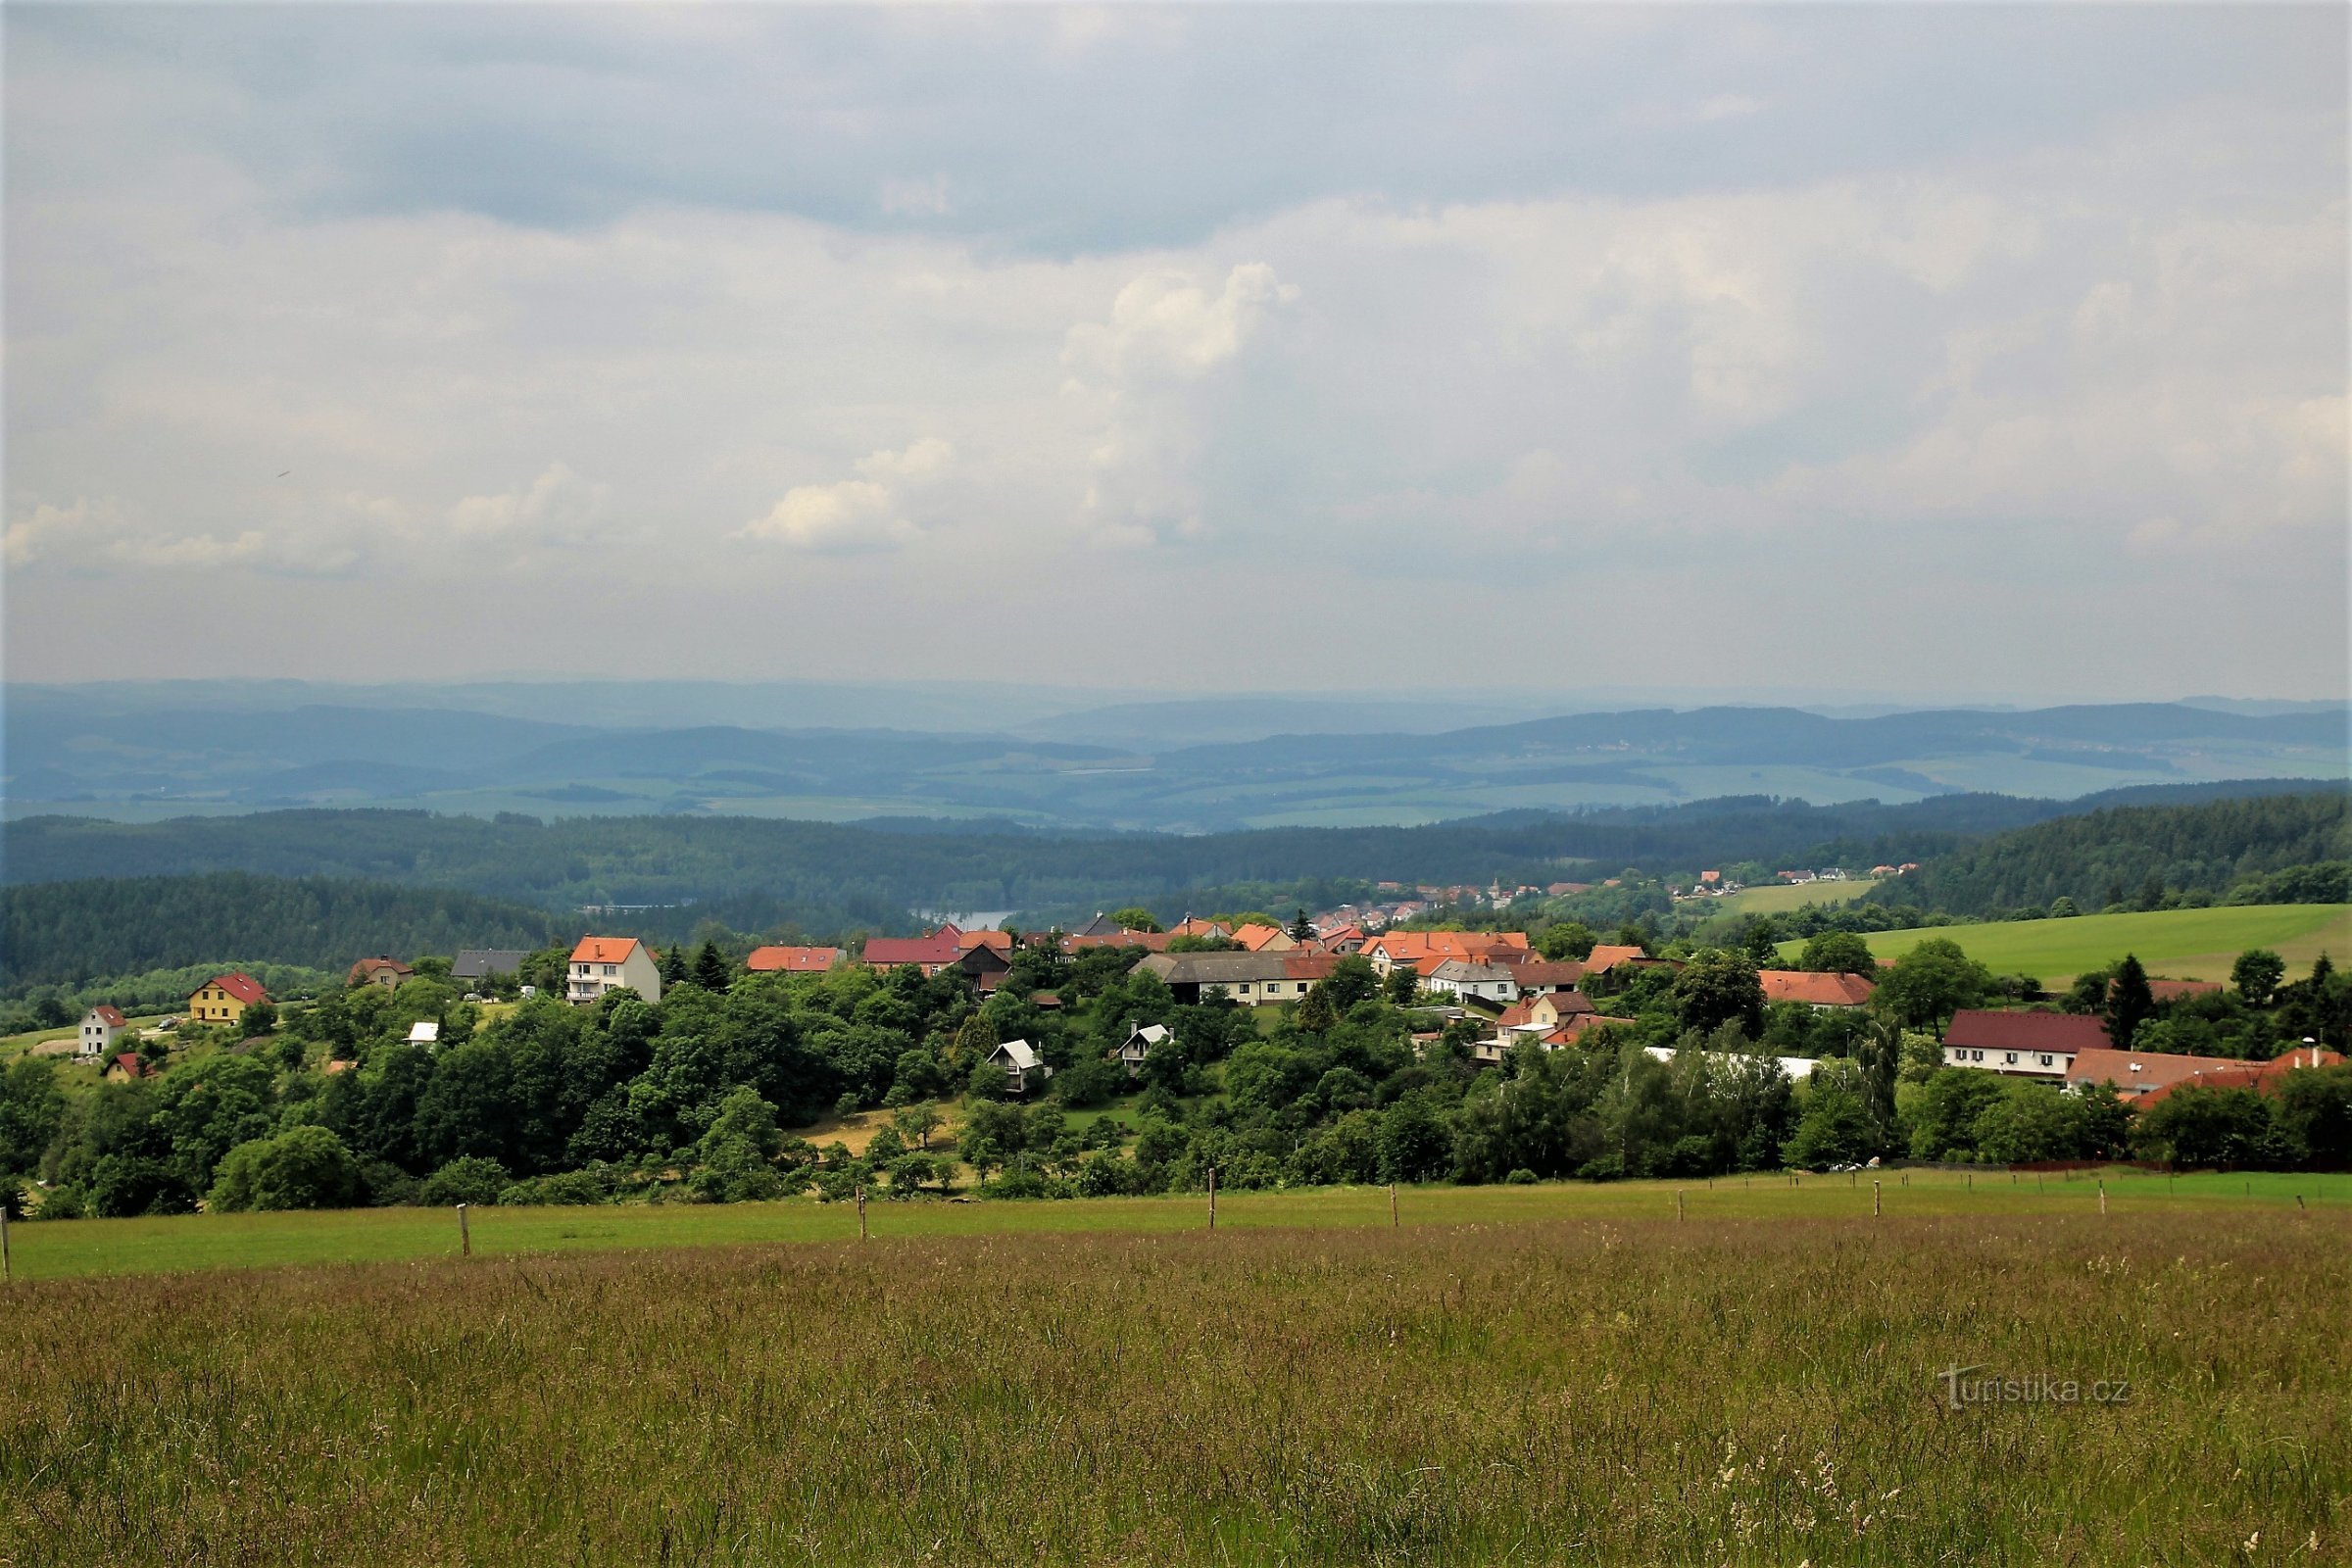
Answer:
[453, 949, 531, 980]
[1431, 959, 1519, 983]
[1134, 952, 1297, 986]
[991, 1039, 1041, 1071]
[1070, 913, 1127, 938]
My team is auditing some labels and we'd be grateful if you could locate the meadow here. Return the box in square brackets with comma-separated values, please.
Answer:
[1705, 876, 1885, 916]
[1, 1180, 2343, 1565]
[1780, 903, 2352, 983]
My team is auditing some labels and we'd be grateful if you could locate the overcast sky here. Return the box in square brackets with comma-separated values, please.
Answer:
[6, 4, 2346, 701]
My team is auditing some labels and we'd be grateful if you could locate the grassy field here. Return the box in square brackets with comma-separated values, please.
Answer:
[1779, 903, 2352, 983]
[1707, 876, 1885, 916]
[5, 1166, 2341, 1283]
[2, 1182, 2343, 1565]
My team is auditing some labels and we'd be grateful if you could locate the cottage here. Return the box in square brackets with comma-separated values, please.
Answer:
[1232, 924, 1297, 953]
[79, 1004, 128, 1058]
[188, 973, 269, 1028]
[956, 943, 1012, 992]
[453, 950, 531, 986]
[1757, 970, 1877, 1010]
[1424, 958, 1520, 1004]
[1361, 930, 1530, 977]
[987, 1038, 1050, 1094]
[745, 945, 844, 974]
[348, 956, 414, 990]
[105, 1051, 150, 1083]
[860, 930, 964, 976]
[1579, 945, 1648, 977]
[1118, 1023, 1170, 1075]
[1506, 959, 1587, 997]
[1130, 951, 1340, 1006]
[1940, 1009, 2108, 1079]
[566, 937, 662, 1004]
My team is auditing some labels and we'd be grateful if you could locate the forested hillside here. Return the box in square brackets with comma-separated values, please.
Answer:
[4, 782, 2324, 930]
[0, 873, 563, 992]
[1864, 793, 2352, 916]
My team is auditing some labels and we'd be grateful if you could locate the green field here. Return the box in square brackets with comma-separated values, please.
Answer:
[1780, 903, 2352, 983]
[3, 1178, 2344, 1565]
[1707, 876, 1885, 916]
[5, 1167, 2340, 1283]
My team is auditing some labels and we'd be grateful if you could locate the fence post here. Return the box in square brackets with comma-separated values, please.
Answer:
[1389, 1183, 1398, 1228]
[1874, 1180, 1882, 1218]
[2, 1203, 11, 1283]
[1207, 1167, 1217, 1231]
[1677, 1189, 1686, 1222]
[457, 1202, 470, 1258]
[857, 1184, 868, 1241]
[2098, 1180, 2106, 1216]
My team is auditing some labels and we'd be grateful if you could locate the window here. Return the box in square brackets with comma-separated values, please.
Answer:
[2039, 1054, 2052, 1067]
[604, 964, 617, 976]
[2005, 1053, 2018, 1064]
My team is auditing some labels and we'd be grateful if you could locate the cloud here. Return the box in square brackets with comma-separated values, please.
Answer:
[736, 439, 954, 552]
[1063, 263, 1298, 383]
[447, 463, 612, 545]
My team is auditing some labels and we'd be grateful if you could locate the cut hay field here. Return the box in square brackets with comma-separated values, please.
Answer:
[3, 1187, 2344, 1566]
[1779, 903, 2352, 984]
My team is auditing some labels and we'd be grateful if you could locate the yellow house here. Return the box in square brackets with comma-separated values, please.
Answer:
[188, 972, 269, 1027]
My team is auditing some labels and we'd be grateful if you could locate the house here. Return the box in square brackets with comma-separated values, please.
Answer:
[860, 930, 964, 976]
[949, 925, 1016, 954]
[1757, 970, 1878, 1009]
[1544, 1013, 1638, 1045]
[1424, 959, 1520, 1004]
[1232, 923, 1298, 953]
[1941, 1009, 2108, 1080]
[956, 944, 1013, 993]
[1579, 945, 1648, 977]
[1361, 930, 1530, 977]
[347, 956, 413, 990]
[1316, 923, 1367, 955]
[987, 1038, 1050, 1094]
[2065, 1047, 2252, 1100]
[566, 936, 662, 1004]
[79, 1005, 128, 1058]
[1168, 917, 1232, 941]
[2135, 1044, 2344, 1107]
[745, 945, 844, 974]
[453, 950, 531, 986]
[406, 1021, 441, 1047]
[1131, 951, 1341, 1006]
[1068, 912, 1141, 940]
[1506, 959, 1587, 997]
[1119, 1023, 1170, 1075]
[105, 1052, 150, 1083]
[188, 973, 269, 1028]
[1059, 930, 1177, 954]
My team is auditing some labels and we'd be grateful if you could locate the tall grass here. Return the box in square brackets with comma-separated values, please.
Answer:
[3, 1208, 2343, 1564]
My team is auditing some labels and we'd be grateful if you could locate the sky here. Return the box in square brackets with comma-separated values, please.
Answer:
[5, 4, 2347, 702]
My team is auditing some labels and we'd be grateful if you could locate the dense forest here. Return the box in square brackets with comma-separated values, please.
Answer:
[1863, 793, 2352, 917]
[0, 873, 564, 993]
[6, 779, 2328, 932]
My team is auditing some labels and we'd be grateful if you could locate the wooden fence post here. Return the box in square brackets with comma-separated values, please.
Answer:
[1873, 1180, 1882, 1218]
[857, 1184, 867, 1241]
[2098, 1180, 2107, 1216]
[1677, 1189, 1686, 1222]
[2, 1203, 11, 1283]
[1389, 1183, 1398, 1228]
[457, 1202, 470, 1258]
[1207, 1167, 1217, 1231]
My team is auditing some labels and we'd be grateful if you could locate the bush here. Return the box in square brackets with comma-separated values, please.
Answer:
[497, 1169, 610, 1206]
[1503, 1167, 1539, 1186]
[208, 1127, 362, 1212]
[419, 1156, 513, 1207]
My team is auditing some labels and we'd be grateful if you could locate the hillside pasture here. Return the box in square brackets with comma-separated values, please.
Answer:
[2, 1193, 2344, 1566]
[1705, 876, 1885, 916]
[1780, 903, 2351, 984]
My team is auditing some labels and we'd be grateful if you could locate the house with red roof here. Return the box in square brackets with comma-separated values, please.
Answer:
[2134, 1043, 2344, 1107]
[1579, 944, 1648, 977]
[105, 1052, 151, 1083]
[2066, 1047, 2253, 1101]
[1232, 923, 1297, 953]
[1941, 1009, 2108, 1080]
[745, 945, 843, 975]
[79, 1005, 129, 1058]
[1362, 930, 1530, 976]
[860, 930, 964, 976]
[1758, 970, 1877, 1009]
[566, 937, 662, 1004]
[188, 973, 270, 1028]
[347, 956, 414, 990]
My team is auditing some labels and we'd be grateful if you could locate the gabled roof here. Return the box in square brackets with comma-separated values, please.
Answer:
[1509, 960, 1586, 990]
[1945, 1009, 2108, 1054]
[349, 956, 413, 980]
[956, 927, 1015, 952]
[2137, 1046, 2345, 1105]
[1430, 958, 1518, 983]
[862, 932, 962, 967]
[1134, 951, 1337, 987]
[1070, 913, 1131, 939]
[570, 937, 647, 965]
[1581, 945, 1648, 973]
[407, 1021, 441, 1044]
[110, 1052, 148, 1077]
[1758, 970, 1878, 1007]
[1232, 924, 1296, 952]
[1369, 931, 1531, 963]
[2067, 1047, 2248, 1095]
[990, 1038, 1041, 1071]
[1168, 917, 1232, 940]
[746, 945, 843, 973]
[1546, 1014, 1637, 1043]
[453, 949, 531, 980]
[87, 1005, 128, 1027]
[199, 972, 270, 1004]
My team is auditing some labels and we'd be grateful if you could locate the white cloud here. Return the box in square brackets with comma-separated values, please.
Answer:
[447, 464, 613, 544]
[736, 439, 954, 552]
[1063, 262, 1298, 383]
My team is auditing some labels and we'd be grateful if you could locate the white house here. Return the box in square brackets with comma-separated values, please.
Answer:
[1119, 1023, 1170, 1076]
[566, 936, 662, 1004]
[406, 1021, 441, 1047]
[1940, 1010, 2108, 1081]
[988, 1038, 1050, 1094]
[1424, 959, 1519, 1004]
[79, 1005, 127, 1058]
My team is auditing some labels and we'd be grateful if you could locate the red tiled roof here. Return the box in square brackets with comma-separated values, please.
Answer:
[1581, 945, 1648, 972]
[1280, 953, 1343, 982]
[569, 937, 646, 965]
[1547, 1014, 1637, 1043]
[1758, 970, 1877, 1007]
[2136, 1046, 2343, 1106]
[200, 972, 270, 1005]
[1169, 917, 1232, 940]
[2146, 978, 2225, 1003]
[348, 956, 412, 981]
[2067, 1047, 2250, 1096]
[745, 945, 843, 973]
[1509, 960, 1586, 990]
[1370, 931, 1531, 963]
[90, 1005, 128, 1027]
[1232, 924, 1292, 952]
[862, 933, 962, 967]
[951, 927, 1015, 952]
[111, 1052, 147, 1077]
[1944, 1009, 2108, 1054]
